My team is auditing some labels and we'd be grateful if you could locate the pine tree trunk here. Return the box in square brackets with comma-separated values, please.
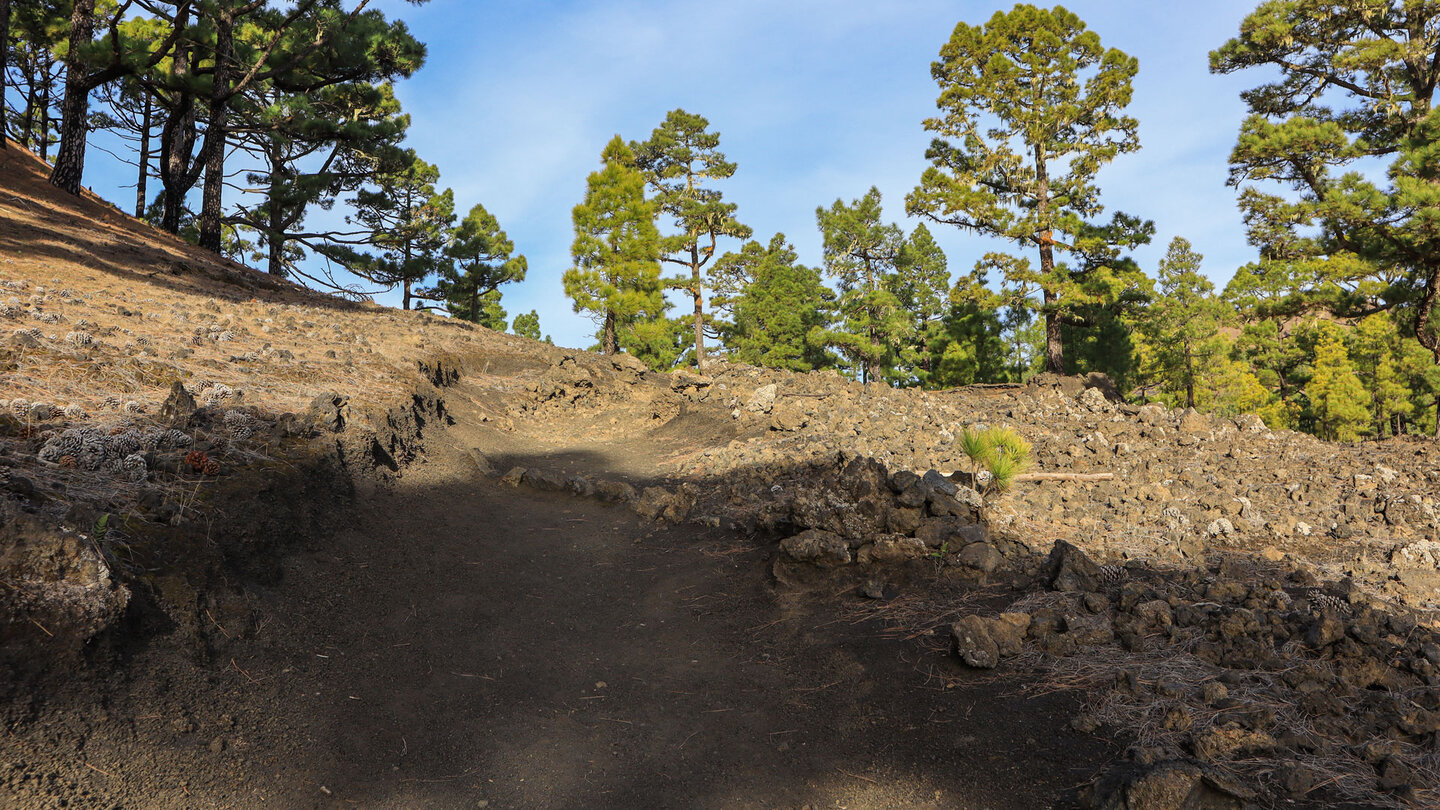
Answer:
[135, 94, 152, 217]
[266, 159, 286, 276]
[197, 11, 233, 253]
[198, 137, 226, 251]
[0, 0, 10, 149]
[603, 309, 617, 355]
[1042, 289, 1063, 375]
[1184, 344, 1195, 408]
[1034, 144, 1063, 375]
[158, 7, 194, 234]
[21, 75, 35, 149]
[38, 69, 50, 160]
[158, 112, 189, 230]
[1409, 263, 1440, 438]
[692, 250, 705, 373]
[403, 279, 412, 311]
[49, 0, 97, 194]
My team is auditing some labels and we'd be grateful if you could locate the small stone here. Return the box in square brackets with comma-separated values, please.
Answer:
[952, 616, 998, 669]
[1192, 723, 1275, 762]
[956, 542, 1003, 574]
[1206, 518, 1235, 538]
[1200, 681, 1228, 704]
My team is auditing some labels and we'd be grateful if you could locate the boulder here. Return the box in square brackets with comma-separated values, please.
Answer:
[951, 615, 999, 669]
[989, 612, 1030, 656]
[781, 529, 851, 567]
[1088, 760, 1247, 810]
[857, 536, 927, 564]
[914, 517, 964, 549]
[1043, 540, 1102, 592]
[745, 383, 778, 414]
[634, 486, 675, 519]
[956, 542, 1004, 574]
[1, 514, 130, 650]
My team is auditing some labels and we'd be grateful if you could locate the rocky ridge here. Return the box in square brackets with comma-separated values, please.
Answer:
[486, 351, 1440, 807]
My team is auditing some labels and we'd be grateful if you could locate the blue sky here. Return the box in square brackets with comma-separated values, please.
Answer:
[85, 0, 1269, 350]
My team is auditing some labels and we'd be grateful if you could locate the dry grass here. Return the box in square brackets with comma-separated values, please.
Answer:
[0, 142, 538, 426]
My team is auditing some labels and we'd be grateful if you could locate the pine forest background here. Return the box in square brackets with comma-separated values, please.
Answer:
[9, 0, 1440, 440]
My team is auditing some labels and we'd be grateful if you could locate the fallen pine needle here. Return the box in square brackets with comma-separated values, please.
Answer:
[837, 767, 879, 785]
[85, 762, 117, 778]
[206, 609, 232, 639]
[30, 619, 54, 637]
[231, 658, 260, 684]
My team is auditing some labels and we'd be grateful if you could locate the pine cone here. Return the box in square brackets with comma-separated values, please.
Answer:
[200, 458, 221, 476]
[58, 455, 77, 469]
[1096, 564, 1129, 585]
[185, 450, 209, 472]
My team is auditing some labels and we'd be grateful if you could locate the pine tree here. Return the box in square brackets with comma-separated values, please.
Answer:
[1197, 353, 1284, 424]
[1213, 1, 1440, 434]
[348, 152, 455, 310]
[563, 136, 663, 356]
[632, 109, 750, 372]
[929, 264, 1015, 387]
[1134, 238, 1229, 407]
[813, 187, 913, 383]
[889, 223, 950, 385]
[426, 203, 527, 324]
[620, 315, 686, 372]
[907, 4, 1152, 374]
[8, 1, 68, 158]
[712, 233, 835, 372]
[512, 310, 544, 342]
[1307, 327, 1372, 442]
[1348, 314, 1416, 437]
[229, 80, 411, 280]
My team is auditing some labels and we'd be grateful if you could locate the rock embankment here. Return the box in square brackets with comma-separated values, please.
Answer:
[488, 352, 1440, 807]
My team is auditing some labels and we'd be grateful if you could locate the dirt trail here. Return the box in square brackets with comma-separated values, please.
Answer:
[4, 397, 1109, 810]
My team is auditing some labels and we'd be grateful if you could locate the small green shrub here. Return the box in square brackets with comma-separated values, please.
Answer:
[959, 425, 1032, 495]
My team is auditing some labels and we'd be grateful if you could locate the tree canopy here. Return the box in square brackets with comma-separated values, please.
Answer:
[907, 3, 1152, 374]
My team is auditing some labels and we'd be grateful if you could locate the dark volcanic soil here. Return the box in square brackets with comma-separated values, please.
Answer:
[2, 423, 1110, 810]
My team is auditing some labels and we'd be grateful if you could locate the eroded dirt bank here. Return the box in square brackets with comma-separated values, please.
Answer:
[2, 381, 1113, 810]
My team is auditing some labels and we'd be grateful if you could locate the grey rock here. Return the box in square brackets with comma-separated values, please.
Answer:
[921, 469, 957, 497]
[745, 383, 778, 414]
[956, 542, 1004, 573]
[952, 615, 999, 669]
[781, 529, 851, 567]
[160, 381, 199, 424]
[1043, 540, 1101, 592]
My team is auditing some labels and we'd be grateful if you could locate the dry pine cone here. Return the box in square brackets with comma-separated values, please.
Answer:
[184, 450, 208, 473]
[200, 458, 220, 476]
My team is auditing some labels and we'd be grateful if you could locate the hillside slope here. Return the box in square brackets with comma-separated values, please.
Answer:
[2, 143, 1440, 808]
